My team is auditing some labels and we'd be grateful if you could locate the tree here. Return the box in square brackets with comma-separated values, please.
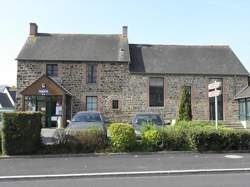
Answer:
[178, 86, 192, 121]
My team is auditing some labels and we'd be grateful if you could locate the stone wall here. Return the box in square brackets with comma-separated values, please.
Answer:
[16, 61, 130, 117]
[16, 61, 249, 123]
[116, 74, 248, 122]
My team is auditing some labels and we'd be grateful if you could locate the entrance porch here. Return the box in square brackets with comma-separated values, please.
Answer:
[20, 75, 72, 128]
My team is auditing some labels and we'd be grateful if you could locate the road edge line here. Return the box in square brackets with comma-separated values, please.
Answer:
[0, 168, 250, 181]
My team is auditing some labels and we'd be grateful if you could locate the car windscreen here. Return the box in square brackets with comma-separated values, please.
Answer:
[136, 115, 163, 125]
[72, 113, 101, 122]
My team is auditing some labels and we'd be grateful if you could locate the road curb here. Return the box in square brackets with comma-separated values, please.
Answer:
[1, 150, 250, 159]
[0, 168, 250, 181]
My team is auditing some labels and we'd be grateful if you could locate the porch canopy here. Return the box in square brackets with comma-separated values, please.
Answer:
[235, 86, 250, 121]
[20, 75, 72, 127]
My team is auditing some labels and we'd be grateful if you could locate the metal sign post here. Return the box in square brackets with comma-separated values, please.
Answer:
[215, 91, 218, 130]
[208, 81, 221, 130]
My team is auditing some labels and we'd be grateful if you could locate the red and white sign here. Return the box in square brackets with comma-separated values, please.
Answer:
[208, 90, 221, 98]
[208, 82, 221, 90]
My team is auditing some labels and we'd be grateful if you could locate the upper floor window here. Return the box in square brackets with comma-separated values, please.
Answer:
[149, 77, 164, 107]
[87, 64, 97, 83]
[47, 64, 58, 76]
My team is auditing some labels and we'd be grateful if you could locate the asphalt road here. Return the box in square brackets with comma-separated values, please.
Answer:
[0, 173, 250, 187]
[0, 153, 250, 176]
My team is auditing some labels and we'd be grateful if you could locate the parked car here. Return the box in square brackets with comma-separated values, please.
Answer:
[66, 111, 109, 136]
[132, 113, 166, 137]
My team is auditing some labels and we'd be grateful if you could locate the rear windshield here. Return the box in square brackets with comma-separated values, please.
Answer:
[72, 113, 101, 122]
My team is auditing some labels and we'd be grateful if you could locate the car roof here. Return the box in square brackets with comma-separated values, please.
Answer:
[135, 113, 160, 116]
[76, 111, 102, 115]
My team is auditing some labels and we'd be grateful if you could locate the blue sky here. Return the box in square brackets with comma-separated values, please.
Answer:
[0, 0, 249, 85]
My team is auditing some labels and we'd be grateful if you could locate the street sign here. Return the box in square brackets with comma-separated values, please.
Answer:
[208, 90, 221, 98]
[208, 81, 221, 90]
[208, 81, 222, 130]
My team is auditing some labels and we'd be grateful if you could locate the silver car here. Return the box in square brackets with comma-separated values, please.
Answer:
[66, 111, 108, 135]
[132, 113, 165, 137]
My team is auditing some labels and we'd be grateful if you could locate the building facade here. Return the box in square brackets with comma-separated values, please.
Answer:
[16, 23, 249, 127]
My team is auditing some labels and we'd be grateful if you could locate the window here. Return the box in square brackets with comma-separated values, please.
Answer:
[239, 99, 246, 121]
[47, 64, 58, 76]
[149, 77, 164, 107]
[239, 99, 250, 121]
[86, 96, 98, 111]
[87, 64, 97, 83]
[185, 86, 191, 96]
[209, 79, 223, 120]
[112, 100, 119, 109]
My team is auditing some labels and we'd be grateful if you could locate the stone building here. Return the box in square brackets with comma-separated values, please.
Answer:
[16, 23, 249, 127]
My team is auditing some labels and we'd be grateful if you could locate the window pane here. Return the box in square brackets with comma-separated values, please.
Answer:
[87, 64, 97, 83]
[239, 100, 246, 121]
[149, 78, 164, 107]
[247, 100, 250, 120]
[112, 100, 119, 109]
[47, 64, 58, 76]
[86, 96, 98, 111]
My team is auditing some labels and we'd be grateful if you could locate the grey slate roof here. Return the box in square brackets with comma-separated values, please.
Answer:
[17, 33, 130, 62]
[235, 86, 250, 99]
[5, 87, 16, 102]
[0, 93, 13, 108]
[129, 44, 249, 75]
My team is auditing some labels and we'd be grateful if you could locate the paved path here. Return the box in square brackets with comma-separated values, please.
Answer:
[0, 153, 250, 176]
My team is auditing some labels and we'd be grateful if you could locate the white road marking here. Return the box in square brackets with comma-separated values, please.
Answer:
[224, 155, 243, 159]
[0, 168, 250, 181]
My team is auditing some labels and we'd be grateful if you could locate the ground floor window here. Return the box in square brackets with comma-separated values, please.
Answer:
[209, 79, 223, 120]
[149, 77, 164, 107]
[86, 96, 98, 111]
[239, 98, 250, 121]
[112, 100, 119, 109]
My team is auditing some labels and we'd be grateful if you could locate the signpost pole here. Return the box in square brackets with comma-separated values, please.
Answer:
[215, 94, 218, 130]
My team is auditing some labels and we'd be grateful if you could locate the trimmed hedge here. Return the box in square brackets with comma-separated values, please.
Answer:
[109, 123, 136, 152]
[141, 124, 250, 152]
[162, 127, 191, 151]
[189, 127, 250, 152]
[67, 128, 106, 153]
[2, 112, 43, 155]
[42, 128, 107, 154]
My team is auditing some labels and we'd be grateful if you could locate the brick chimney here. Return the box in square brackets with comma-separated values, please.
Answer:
[29, 23, 38, 36]
[122, 26, 128, 38]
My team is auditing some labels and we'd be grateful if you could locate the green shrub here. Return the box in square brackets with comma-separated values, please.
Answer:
[67, 128, 106, 153]
[189, 128, 250, 152]
[175, 120, 223, 128]
[162, 126, 192, 151]
[178, 86, 192, 121]
[142, 129, 163, 151]
[109, 123, 136, 152]
[140, 122, 159, 134]
[2, 112, 42, 155]
[41, 128, 107, 154]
